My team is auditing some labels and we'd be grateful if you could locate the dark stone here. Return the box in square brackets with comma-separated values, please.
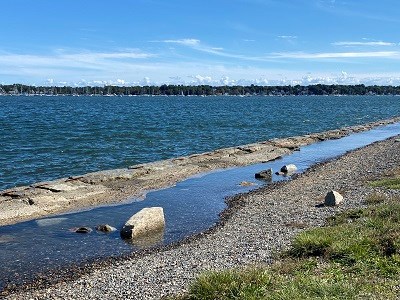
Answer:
[255, 168, 273, 181]
[96, 224, 117, 232]
[73, 227, 92, 234]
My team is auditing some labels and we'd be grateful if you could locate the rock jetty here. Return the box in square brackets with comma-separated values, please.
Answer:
[0, 116, 399, 226]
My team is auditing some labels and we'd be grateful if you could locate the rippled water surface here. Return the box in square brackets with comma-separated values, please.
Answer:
[1, 95, 399, 190]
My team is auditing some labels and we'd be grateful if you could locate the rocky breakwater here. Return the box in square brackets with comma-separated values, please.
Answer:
[0, 117, 399, 226]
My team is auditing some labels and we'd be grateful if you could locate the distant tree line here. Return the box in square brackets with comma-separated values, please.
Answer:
[1, 83, 400, 96]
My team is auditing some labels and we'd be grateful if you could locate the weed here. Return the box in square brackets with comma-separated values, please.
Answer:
[369, 177, 400, 190]
[365, 192, 387, 205]
[175, 202, 400, 299]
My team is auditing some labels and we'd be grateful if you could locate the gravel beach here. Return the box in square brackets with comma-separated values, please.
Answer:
[3, 132, 400, 299]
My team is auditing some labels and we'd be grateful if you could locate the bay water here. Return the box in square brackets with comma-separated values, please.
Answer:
[1, 95, 400, 191]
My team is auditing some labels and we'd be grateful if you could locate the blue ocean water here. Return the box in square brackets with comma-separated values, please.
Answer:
[0, 95, 399, 190]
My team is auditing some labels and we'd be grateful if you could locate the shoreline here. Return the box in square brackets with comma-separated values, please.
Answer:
[1, 116, 400, 226]
[3, 128, 400, 298]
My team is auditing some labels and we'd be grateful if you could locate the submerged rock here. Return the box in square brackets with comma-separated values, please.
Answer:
[280, 164, 297, 173]
[0, 235, 15, 243]
[123, 230, 164, 249]
[121, 207, 165, 240]
[36, 217, 68, 227]
[324, 190, 344, 206]
[96, 224, 117, 232]
[70, 226, 92, 234]
[240, 181, 257, 186]
[255, 168, 273, 181]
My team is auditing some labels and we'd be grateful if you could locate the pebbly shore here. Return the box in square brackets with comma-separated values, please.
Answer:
[2, 125, 400, 299]
[1, 117, 400, 226]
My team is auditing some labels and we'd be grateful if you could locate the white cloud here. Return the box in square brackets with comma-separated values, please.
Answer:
[220, 76, 232, 85]
[188, 75, 213, 84]
[332, 41, 396, 46]
[278, 35, 298, 40]
[158, 38, 400, 63]
[162, 39, 200, 46]
[0, 49, 154, 71]
[270, 51, 400, 59]
[140, 77, 151, 86]
[1, 45, 400, 87]
[159, 38, 241, 58]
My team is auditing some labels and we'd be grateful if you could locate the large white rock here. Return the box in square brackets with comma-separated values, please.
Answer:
[280, 164, 297, 173]
[120, 207, 165, 239]
[324, 190, 344, 206]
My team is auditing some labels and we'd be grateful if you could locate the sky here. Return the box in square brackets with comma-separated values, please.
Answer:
[1, 0, 400, 86]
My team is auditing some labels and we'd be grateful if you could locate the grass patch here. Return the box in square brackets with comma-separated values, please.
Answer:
[173, 197, 400, 300]
[365, 192, 387, 205]
[369, 177, 400, 190]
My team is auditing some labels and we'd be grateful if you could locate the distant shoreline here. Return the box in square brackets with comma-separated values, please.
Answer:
[1, 83, 400, 97]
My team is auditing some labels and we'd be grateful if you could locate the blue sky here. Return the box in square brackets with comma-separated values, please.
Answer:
[1, 0, 400, 86]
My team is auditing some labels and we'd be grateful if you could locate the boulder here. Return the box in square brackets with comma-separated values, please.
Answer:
[96, 224, 117, 232]
[120, 207, 165, 239]
[255, 168, 273, 181]
[280, 164, 297, 173]
[324, 190, 344, 206]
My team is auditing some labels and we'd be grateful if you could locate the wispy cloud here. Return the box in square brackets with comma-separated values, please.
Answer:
[162, 39, 201, 47]
[278, 35, 298, 40]
[0, 49, 154, 68]
[1, 43, 400, 87]
[332, 41, 397, 46]
[269, 51, 400, 59]
[158, 38, 400, 63]
[0, 49, 157, 84]
[277, 35, 298, 45]
[158, 38, 251, 60]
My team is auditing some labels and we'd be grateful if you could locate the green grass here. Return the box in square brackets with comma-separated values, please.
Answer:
[369, 177, 400, 190]
[172, 196, 400, 300]
[364, 192, 387, 205]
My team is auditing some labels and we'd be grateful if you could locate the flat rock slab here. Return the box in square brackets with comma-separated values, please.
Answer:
[33, 183, 86, 192]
